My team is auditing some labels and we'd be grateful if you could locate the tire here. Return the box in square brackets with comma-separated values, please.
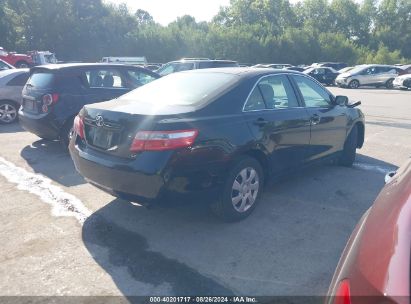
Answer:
[0, 100, 19, 124]
[385, 79, 394, 89]
[404, 80, 411, 89]
[211, 156, 264, 222]
[348, 80, 360, 89]
[338, 125, 358, 167]
[59, 119, 74, 151]
[15, 61, 29, 68]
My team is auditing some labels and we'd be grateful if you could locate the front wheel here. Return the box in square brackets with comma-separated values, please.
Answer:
[0, 101, 18, 124]
[348, 80, 360, 89]
[385, 79, 394, 89]
[338, 126, 358, 167]
[211, 157, 264, 222]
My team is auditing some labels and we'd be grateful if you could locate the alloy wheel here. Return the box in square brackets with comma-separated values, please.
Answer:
[231, 167, 260, 213]
[349, 80, 359, 89]
[0, 103, 17, 123]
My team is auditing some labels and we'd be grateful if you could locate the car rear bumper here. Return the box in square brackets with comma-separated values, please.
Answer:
[18, 110, 60, 140]
[69, 140, 224, 205]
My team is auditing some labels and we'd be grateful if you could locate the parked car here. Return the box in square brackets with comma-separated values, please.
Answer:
[0, 59, 16, 71]
[285, 66, 306, 72]
[69, 68, 364, 221]
[400, 64, 411, 74]
[252, 63, 293, 69]
[393, 73, 411, 90]
[19, 63, 159, 148]
[335, 64, 403, 89]
[156, 58, 239, 76]
[28, 51, 58, 66]
[0, 47, 33, 68]
[303, 67, 340, 85]
[313, 62, 348, 71]
[0, 69, 30, 124]
[326, 158, 411, 304]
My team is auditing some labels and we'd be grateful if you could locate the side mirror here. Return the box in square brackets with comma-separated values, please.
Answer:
[334, 95, 348, 106]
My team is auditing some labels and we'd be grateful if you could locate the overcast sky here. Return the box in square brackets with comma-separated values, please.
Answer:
[105, 0, 303, 25]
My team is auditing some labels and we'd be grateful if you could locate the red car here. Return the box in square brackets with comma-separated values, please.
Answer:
[326, 158, 411, 304]
[0, 47, 32, 68]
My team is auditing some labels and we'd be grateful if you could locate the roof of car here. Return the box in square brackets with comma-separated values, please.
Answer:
[0, 68, 29, 78]
[180, 67, 303, 78]
[170, 59, 238, 63]
[31, 63, 150, 70]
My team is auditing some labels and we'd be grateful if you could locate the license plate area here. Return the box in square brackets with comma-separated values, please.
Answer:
[88, 127, 114, 149]
[23, 99, 35, 111]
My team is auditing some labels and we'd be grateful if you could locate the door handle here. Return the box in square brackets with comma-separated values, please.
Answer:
[310, 114, 321, 125]
[253, 118, 268, 127]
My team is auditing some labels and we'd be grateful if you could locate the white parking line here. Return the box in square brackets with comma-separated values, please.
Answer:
[353, 162, 394, 174]
[0, 156, 91, 224]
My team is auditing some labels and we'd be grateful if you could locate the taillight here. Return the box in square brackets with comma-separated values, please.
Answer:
[42, 93, 59, 106]
[334, 279, 351, 304]
[73, 115, 84, 139]
[130, 129, 198, 152]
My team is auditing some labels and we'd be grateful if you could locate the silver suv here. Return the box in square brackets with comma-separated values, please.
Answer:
[335, 64, 402, 89]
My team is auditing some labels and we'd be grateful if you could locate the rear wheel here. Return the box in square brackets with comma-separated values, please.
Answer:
[0, 101, 18, 124]
[211, 157, 264, 222]
[348, 80, 360, 89]
[338, 125, 358, 167]
[385, 79, 394, 89]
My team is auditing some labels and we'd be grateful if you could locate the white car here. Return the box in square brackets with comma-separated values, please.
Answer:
[335, 64, 402, 89]
[393, 74, 411, 90]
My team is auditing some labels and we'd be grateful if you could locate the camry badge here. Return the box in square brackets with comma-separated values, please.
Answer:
[95, 115, 104, 127]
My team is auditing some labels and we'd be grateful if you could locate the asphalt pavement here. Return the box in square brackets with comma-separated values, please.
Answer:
[0, 87, 410, 299]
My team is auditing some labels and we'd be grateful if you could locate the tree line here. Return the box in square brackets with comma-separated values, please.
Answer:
[0, 0, 410, 65]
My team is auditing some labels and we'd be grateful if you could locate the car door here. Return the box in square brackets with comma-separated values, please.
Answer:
[324, 68, 337, 84]
[290, 74, 348, 161]
[359, 66, 378, 85]
[243, 74, 311, 175]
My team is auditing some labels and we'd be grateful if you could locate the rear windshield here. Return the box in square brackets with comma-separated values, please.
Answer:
[117, 72, 238, 106]
[26, 72, 55, 89]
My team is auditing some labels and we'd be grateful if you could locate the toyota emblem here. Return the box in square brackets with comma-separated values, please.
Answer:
[95, 115, 104, 127]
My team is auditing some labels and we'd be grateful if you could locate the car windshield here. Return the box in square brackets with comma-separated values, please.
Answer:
[26, 72, 55, 88]
[348, 65, 368, 74]
[117, 72, 238, 106]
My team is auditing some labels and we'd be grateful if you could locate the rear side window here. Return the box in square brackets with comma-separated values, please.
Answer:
[85, 69, 126, 88]
[26, 72, 55, 88]
[7, 73, 29, 86]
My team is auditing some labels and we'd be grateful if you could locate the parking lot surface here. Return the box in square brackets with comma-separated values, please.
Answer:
[0, 88, 410, 297]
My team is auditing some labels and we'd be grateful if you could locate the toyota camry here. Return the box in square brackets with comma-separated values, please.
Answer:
[69, 68, 365, 221]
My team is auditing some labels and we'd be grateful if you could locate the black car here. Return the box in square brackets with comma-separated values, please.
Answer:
[315, 62, 348, 71]
[304, 67, 340, 86]
[70, 68, 364, 221]
[19, 63, 159, 147]
[156, 58, 239, 76]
